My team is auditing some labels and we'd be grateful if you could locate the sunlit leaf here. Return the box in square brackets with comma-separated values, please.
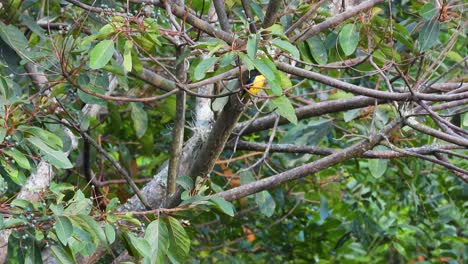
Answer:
[339, 24, 359, 56]
[89, 40, 115, 69]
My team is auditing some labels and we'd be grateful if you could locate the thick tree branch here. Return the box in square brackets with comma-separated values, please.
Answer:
[165, 93, 248, 207]
[212, 0, 230, 31]
[262, 0, 282, 29]
[292, 0, 386, 42]
[240, 0, 257, 33]
[167, 47, 188, 195]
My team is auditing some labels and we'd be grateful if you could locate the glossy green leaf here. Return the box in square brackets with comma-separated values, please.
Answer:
[3, 148, 30, 169]
[131, 103, 148, 139]
[253, 56, 282, 95]
[339, 24, 359, 56]
[26, 137, 73, 169]
[19, 126, 63, 150]
[271, 39, 300, 59]
[54, 216, 73, 245]
[89, 40, 115, 69]
[209, 196, 235, 216]
[271, 96, 298, 125]
[306, 36, 328, 65]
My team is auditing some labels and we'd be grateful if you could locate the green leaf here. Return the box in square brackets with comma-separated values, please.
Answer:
[144, 219, 169, 264]
[253, 56, 282, 95]
[238, 52, 255, 71]
[70, 215, 108, 250]
[124, 232, 151, 258]
[0, 126, 5, 143]
[247, 34, 259, 59]
[208, 196, 235, 216]
[176, 176, 194, 191]
[63, 190, 92, 215]
[240, 171, 255, 186]
[104, 224, 116, 244]
[338, 24, 359, 56]
[131, 103, 148, 139]
[271, 39, 300, 59]
[3, 218, 28, 228]
[0, 22, 29, 52]
[418, 20, 440, 51]
[123, 40, 133, 72]
[166, 217, 190, 264]
[7, 235, 25, 264]
[50, 246, 76, 264]
[368, 146, 389, 178]
[18, 126, 63, 150]
[319, 195, 329, 223]
[343, 109, 360, 122]
[194, 57, 218, 81]
[26, 137, 73, 169]
[393, 242, 408, 258]
[279, 71, 292, 90]
[54, 216, 73, 245]
[255, 191, 276, 217]
[419, 4, 436, 20]
[306, 36, 328, 65]
[89, 40, 115, 69]
[3, 148, 30, 169]
[271, 96, 298, 125]
[11, 199, 33, 209]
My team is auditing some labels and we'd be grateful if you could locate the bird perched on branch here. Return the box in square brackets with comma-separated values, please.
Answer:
[244, 70, 266, 95]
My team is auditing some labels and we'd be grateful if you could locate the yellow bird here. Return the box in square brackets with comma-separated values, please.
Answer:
[246, 72, 266, 95]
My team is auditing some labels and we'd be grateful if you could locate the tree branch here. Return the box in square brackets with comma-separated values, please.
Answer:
[292, 0, 385, 42]
[235, 96, 383, 135]
[212, 0, 231, 31]
[276, 62, 468, 102]
[262, 0, 281, 29]
[228, 140, 464, 159]
[217, 119, 400, 201]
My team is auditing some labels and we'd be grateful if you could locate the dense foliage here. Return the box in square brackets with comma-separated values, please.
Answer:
[0, 0, 466, 263]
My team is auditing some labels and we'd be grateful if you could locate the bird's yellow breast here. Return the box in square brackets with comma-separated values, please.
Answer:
[248, 75, 266, 95]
